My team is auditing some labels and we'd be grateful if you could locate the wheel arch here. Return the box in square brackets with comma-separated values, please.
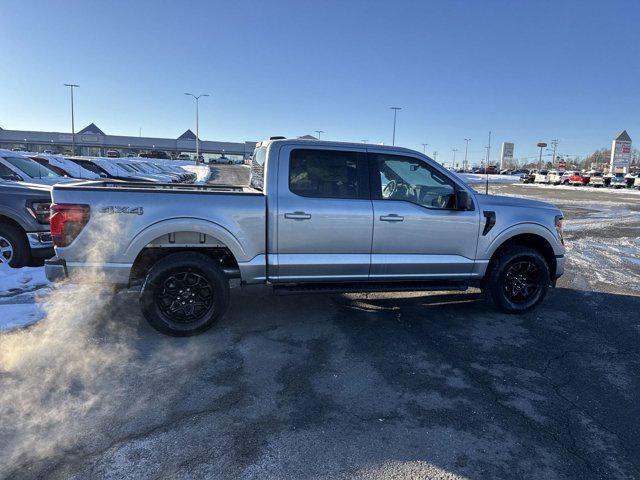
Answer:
[125, 218, 246, 283]
[485, 230, 558, 279]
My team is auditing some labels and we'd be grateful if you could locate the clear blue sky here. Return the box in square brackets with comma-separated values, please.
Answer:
[1, 0, 638, 164]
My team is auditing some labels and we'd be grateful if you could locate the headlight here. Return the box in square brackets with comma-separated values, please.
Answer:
[554, 215, 564, 245]
[26, 200, 52, 224]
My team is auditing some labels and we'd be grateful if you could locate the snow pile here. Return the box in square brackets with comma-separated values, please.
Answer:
[0, 264, 48, 296]
[521, 183, 640, 196]
[0, 264, 49, 332]
[459, 174, 522, 184]
[181, 164, 211, 184]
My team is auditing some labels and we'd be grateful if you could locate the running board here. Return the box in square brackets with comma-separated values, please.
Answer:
[273, 281, 468, 296]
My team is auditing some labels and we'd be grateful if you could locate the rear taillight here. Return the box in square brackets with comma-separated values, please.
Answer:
[50, 204, 90, 247]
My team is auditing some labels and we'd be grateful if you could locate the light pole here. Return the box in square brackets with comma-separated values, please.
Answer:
[389, 107, 402, 146]
[537, 142, 547, 170]
[463, 138, 470, 171]
[361, 139, 368, 144]
[64, 84, 79, 155]
[184, 93, 209, 164]
[315, 130, 324, 140]
[452, 148, 458, 168]
[422, 143, 429, 154]
[433, 151, 438, 163]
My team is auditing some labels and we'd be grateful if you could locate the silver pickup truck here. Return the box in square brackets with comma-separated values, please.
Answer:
[45, 139, 565, 336]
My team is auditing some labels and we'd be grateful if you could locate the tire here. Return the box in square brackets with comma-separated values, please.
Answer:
[139, 252, 230, 336]
[482, 246, 550, 313]
[0, 223, 30, 268]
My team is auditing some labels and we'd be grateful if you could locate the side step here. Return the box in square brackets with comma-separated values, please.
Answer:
[273, 281, 469, 296]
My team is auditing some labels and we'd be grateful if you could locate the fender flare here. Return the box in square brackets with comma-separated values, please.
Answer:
[481, 222, 560, 260]
[122, 217, 248, 264]
[0, 208, 29, 231]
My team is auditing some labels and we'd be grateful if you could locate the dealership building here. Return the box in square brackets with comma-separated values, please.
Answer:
[0, 124, 257, 161]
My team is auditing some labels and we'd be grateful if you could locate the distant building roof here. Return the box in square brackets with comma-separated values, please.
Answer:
[615, 130, 632, 142]
[178, 129, 197, 140]
[297, 134, 318, 140]
[78, 123, 105, 135]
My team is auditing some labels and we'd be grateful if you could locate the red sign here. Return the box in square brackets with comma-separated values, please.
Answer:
[537, 142, 547, 148]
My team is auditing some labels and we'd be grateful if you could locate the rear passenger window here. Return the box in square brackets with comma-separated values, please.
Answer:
[289, 149, 364, 199]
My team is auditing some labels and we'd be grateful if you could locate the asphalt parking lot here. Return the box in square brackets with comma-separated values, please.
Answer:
[0, 166, 639, 479]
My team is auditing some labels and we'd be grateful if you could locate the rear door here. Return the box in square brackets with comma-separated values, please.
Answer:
[274, 145, 372, 282]
[368, 150, 480, 279]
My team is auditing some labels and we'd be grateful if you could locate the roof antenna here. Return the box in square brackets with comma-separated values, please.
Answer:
[485, 131, 491, 195]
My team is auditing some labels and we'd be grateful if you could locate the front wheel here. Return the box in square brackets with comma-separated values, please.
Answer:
[140, 252, 230, 336]
[483, 246, 550, 313]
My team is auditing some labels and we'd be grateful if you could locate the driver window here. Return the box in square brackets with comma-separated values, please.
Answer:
[373, 154, 456, 209]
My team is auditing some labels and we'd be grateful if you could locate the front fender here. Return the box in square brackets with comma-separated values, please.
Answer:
[479, 222, 562, 260]
[122, 217, 248, 264]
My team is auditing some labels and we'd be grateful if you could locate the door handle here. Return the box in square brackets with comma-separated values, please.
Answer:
[380, 214, 404, 222]
[284, 211, 312, 220]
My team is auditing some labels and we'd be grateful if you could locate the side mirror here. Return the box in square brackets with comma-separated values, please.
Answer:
[455, 190, 473, 211]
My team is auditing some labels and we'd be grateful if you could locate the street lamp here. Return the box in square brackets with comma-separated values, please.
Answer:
[452, 148, 458, 168]
[315, 130, 324, 140]
[184, 92, 209, 164]
[422, 143, 428, 154]
[361, 139, 369, 144]
[463, 138, 470, 171]
[64, 84, 79, 155]
[389, 107, 402, 146]
[537, 142, 547, 170]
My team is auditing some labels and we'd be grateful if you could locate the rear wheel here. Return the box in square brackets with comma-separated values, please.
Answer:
[0, 224, 30, 268]
[483, 246, 550, 313]
[140, 252, 230, 336]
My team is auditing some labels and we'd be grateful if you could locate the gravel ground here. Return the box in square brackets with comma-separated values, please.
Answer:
[0, 169, 638, 479]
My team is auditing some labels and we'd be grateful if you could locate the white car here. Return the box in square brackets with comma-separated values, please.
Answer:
[547, 170, 563, 185]
[32, 154, 101, 180]
[534, 170, 549, 184]
[589, 171, 605, 187]
[0, 149, 75, 185]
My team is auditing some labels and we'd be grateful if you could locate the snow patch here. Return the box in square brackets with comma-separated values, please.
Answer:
[181, 165, 211, 184]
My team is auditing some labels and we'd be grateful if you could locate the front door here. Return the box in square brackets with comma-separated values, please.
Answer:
[274, 145, 372, 282]
[369, 151, 480, 279]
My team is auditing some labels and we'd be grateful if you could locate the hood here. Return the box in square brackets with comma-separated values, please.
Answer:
[475, 193, 560, 212]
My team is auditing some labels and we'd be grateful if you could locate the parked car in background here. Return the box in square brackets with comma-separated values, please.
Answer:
[113, 161, 175, 183]
[106, 150, 121, 158]
[559, 171, 572, 185]
[520, 170, 536, 183]
[0, 150, 74, 185]
[0, 181, 53, 267]
[65, 157, 151, 182]
[581, 171, 592, 185]
[589, 171, 605, 187]
[43, 149, 55, 154]
[625, 173, 636, 188]
[609, 173, 626, 188]
[547, 170, 564, 185]
[634, 176, 640, 189]
[534, 170, 549, 184]
[568, 171, 586, 186]
[140, 150, 171, 160]
[177, 153, 192, 161]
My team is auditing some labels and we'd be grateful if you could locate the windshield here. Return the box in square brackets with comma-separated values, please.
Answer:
[4, 156, 61, 178]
